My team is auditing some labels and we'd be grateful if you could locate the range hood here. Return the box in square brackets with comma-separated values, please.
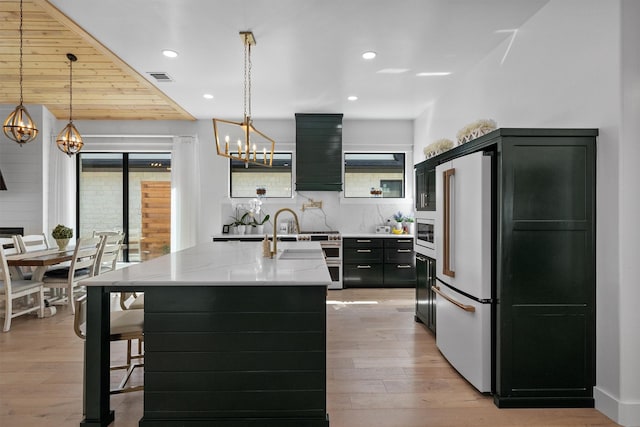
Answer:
[295, 113, 343, 192]
[0, 168, 6, 191]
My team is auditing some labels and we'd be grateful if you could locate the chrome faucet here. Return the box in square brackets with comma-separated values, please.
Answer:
[271, 208, 300, 258]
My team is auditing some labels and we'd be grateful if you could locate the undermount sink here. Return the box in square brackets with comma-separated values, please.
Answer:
[278, 248, 324, 260]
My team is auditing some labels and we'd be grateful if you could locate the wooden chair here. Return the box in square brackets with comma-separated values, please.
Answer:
[74, 294, 144, 393]
[0, 246, 45, 332]
[42, 236, 103, 314]
[15, 233, 49, 253]
[94, 232, 124, 275]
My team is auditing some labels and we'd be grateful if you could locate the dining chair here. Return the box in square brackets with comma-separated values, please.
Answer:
[42, 236, 104, 314]
[95, 232, 124, 275]
[15, 233, 49, 253]
[0, 246, 45, 332]
[74, 294, 144, 394]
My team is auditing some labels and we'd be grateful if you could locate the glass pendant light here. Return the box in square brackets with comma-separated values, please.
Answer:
[56, 53, 83, 156]
[3, 0, 39, 145]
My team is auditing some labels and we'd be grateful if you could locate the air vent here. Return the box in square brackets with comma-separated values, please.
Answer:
[147, 72, 174, 82]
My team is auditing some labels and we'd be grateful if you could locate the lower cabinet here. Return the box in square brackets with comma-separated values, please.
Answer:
[343, 237, 415, 288]
[415, 254, 435, 333]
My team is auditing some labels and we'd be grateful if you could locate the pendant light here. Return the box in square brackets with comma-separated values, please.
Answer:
[56, 53, 83, 156]
[3, 0, 39, 145]
[213, 31, 275, 167]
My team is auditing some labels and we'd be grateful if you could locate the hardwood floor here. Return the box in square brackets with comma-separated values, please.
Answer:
[0, 288, 618, 427]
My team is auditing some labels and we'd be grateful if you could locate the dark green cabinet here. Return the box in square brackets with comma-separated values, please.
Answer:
[295, 113, 343, 191]
[416, 128, 597, 408]
[343, 238, 415, 288]
[415, 162, 435, 211]
[415, 254, 435, 333]
[383, 238, 416, 286]
[343, 238, 383, 287]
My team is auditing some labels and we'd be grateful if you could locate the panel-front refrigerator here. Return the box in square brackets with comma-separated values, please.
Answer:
[434, 150, 492, 393]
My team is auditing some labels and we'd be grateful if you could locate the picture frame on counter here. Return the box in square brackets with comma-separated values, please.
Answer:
[222, 225, 230, 234]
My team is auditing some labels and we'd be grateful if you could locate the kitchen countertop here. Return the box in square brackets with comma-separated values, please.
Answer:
[81, 241, 331, 287]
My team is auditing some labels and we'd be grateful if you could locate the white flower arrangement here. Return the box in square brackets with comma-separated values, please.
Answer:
[424, 138, 454, 159]
[456, 119, 497, 144]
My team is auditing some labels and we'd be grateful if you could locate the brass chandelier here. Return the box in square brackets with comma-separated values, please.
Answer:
[213, 31, 275, 167]
[3, 0, 38, 145]
[56, 53, 83, 156]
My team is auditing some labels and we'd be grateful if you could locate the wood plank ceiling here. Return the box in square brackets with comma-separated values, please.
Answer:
[0, 0, 195, 121]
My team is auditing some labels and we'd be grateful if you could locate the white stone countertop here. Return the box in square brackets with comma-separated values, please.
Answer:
[81, 241, 331, 287]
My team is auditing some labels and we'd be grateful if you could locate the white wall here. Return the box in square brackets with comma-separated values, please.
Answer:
[413, 1, 638, 425]
[0, 104, 52, 235]
[55, 117, 414, 242]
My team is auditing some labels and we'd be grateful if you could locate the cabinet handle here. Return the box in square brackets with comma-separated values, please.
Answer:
[416, 255, 426, 262]
[396, 265, 412, 269]
[397, 249, 411, 253]
[357, 265, 371, 269]
[357, 249, 371, 253]
[432, 285, 474, 312]
[397, 239, 412, 243]
[443, 168, 456, 278]
[356, 239, 372, 243]
[420, 193, 424, 208]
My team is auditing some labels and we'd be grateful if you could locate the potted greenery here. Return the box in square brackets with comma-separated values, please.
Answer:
[51, 224, 73, 250]
[403, 216, 415, 235]
[392, 211, 404, 231]
[227, 211, 251, 235]
[250, 214, 270, 235]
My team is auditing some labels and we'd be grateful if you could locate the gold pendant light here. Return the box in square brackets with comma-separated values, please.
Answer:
[213, 31, 275, 167]
[3, 0, 39, 145]
[56, 53, 83, 156]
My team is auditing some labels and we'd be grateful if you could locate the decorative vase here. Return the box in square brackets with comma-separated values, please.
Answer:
[404, 222, 415, 235]
[237, 225, 246, 235]
[254, 224, 264, 234]
[394, 222, 403, 231]
[56, 238, 70, 251]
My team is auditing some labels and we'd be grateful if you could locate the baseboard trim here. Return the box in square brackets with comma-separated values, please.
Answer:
[594, 386, 640, 426]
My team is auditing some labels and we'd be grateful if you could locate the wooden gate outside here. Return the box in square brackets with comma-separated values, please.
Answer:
[140, 181, 171, 261]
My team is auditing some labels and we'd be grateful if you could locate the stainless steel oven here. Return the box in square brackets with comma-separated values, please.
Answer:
[415, 218, 435, 257]
[298, 232, 342, 289]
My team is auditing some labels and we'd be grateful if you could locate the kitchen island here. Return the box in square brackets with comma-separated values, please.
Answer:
[80, 241, 331, 427]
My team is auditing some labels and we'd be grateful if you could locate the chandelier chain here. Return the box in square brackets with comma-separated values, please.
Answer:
[69, 56, 73, 122]
[243, 35, 253, 119]
[19, 0, 24, 105]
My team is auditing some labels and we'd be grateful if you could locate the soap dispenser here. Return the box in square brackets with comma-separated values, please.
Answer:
[262, 234, 271, 258]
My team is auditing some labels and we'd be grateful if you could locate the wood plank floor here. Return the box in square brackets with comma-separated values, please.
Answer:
[0, 288, 618, 427]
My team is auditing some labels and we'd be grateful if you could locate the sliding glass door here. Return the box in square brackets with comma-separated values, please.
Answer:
[77, 153, 171, 262]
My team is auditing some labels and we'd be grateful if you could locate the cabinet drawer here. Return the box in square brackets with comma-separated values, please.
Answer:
[384, 247, 414, 263]
[343, 247, 383, 263]
[383, 263, 416, 287]
[343, 238, 383, 249]
[383, 238, 414, 248]
[343, 263, 384, 287]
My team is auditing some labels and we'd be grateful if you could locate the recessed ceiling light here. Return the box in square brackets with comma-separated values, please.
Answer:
[377, 68, 410, 74]
[162, 49, 179, 58]
[362, 51, 377, 60]
[203, 94, 214, 100]
[416, 72, 451, 77]
[347, 95, 358, 101]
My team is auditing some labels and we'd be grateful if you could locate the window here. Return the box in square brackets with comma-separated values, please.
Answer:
[77, 152, 171, 262]
[344, 153, 406, 198]
[230, 153, 292, 198]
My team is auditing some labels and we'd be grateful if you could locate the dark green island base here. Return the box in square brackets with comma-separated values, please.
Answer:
[81, 284, 329, 427]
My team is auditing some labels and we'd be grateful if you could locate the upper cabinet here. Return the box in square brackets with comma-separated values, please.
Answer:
[415, 162, 436, 211]
[295, 113, 343, 191]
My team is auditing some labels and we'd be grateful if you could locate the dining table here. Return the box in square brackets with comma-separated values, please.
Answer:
[6, 248, 75, 281]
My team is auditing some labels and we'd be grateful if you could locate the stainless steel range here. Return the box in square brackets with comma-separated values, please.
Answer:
[297, 231, 342, 289]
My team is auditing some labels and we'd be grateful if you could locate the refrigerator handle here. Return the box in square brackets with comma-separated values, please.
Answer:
[431, 285, 475, 312]
[443, 168, 456, 277]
